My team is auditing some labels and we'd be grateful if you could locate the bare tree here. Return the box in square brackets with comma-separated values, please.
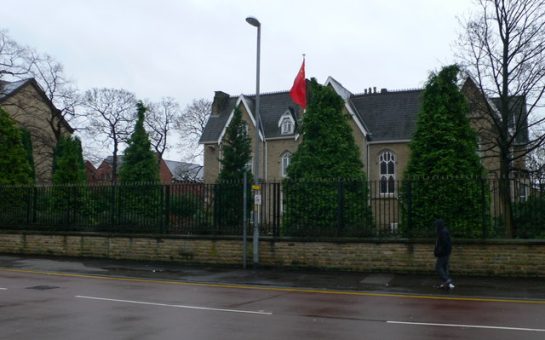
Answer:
[1, 30, 82, 183]
[526, 149, 545, 178]
[526, 125, 545, 179]
[144, 97, 180, 164]
[172, 163, 203, 182]
[83, 88, 136, 183]
[0, 30, 35, 79]
[458, 0, 545, 236]
[26, 53, 81, 140]
[1, 31, 80, 139]
[176, 98, 211, 161]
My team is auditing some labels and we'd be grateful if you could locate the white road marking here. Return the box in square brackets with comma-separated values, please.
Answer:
[387, 320, 545, 333]
[0, 288, 7, 290]
[75, 295, 272, 315]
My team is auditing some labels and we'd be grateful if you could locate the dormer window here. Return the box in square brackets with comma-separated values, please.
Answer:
[278, 111, 295, 135]
[281, 117, 293, 134]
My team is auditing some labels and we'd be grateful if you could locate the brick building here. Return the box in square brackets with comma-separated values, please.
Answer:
[86, 156, 203, 184]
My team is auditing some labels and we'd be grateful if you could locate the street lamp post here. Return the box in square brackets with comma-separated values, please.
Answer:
[246, 16, 261, 267]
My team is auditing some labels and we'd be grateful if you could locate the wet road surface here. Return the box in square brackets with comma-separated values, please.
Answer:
[1, 265, 545, 339]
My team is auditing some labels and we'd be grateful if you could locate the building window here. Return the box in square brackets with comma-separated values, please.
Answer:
[518, 183, 529, 203]
[281, 117, 293, 135]
[246, 157, 253, 175]
[379, 150, 396, 194]
[241, 121, 249, 137]
[476, 136, 484, 162]
[281, 152, 291, 177]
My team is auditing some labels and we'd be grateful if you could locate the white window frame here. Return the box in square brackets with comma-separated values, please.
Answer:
[278, 111, 295, 135]
[246, 157, 253, 175]
[243, 121, 249, 136]
[281, 152, 291, 178]
[379, 150, 396, 196]
[281, 117, 293, 135]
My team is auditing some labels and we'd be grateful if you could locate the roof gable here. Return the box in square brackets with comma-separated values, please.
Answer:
[0, 78, 74, 133]
[200, 91, 302, 144]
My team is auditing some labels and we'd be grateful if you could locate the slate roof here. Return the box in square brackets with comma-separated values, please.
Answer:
[199, 91, 302, 143]
[0, 79, 31, 102]
[164, 160, 204, 182]
[199, 97, 238, 143]
[200, 79, 529, 145]
[244, 91, 302, 139]
[0, 78, 74, 133]
[350, 89, 422, 142]
[102, 156, 203, 181]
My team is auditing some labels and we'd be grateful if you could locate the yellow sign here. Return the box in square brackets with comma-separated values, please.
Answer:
[252, 184, 261, 191]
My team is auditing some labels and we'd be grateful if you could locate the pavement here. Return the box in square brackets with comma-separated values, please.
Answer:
[1, 254, 544, 301]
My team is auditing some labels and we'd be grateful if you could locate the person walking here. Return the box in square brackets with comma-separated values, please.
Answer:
[434, 219, 454, 289]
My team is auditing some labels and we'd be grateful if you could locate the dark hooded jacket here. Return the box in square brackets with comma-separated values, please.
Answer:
[434, 219, 452, 257]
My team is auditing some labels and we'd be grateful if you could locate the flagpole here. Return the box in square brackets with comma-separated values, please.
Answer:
[302, 54, 306, 114]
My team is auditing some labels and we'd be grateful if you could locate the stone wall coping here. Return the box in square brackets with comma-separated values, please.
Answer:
[1, 229, 545, 245]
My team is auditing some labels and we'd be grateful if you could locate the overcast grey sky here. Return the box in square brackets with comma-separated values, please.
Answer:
[1, 0, 475, 161]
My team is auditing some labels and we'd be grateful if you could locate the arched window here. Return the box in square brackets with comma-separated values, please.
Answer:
[281, 152, 292, 177]
[379, 150, 396, 194]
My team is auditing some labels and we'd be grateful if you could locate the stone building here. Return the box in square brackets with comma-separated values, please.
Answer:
[199, 76, 524, 187]
[0, 78, 74, 183]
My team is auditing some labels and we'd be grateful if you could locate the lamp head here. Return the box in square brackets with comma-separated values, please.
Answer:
[245, 16, 260, 27]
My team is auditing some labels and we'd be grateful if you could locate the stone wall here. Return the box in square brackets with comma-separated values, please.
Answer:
[1, 231, 545, 277]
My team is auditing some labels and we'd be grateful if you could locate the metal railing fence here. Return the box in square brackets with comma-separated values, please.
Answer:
[1, 178, 544, 239]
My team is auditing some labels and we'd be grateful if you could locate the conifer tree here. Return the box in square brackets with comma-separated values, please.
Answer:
[217, 107, 252, 183]
[118, 101, 161, 224]
[119, 101, 160, 183]
[52, 136, 86, 185]
[19, 128, 35, 183]
[283, 79, 372, 236]
[0, 107, 32, 224]
[51, 135, 87, 223]
[0, 107, 32, 185]
[403, 65, 487, 237]
[215, 107, 252, 228]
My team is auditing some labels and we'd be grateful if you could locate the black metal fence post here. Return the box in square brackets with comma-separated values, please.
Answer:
[26, 186, 32, 225]
[407, 180, 413, 238]
[32, 186, 37, 224]
[243, 172, 248, 269]
[274, 182, 281, 237]
[337, 179, 345, 236]
[110, 185, 116, 226]
[481, 178, 487, 239]
[163, 184, 170, 234]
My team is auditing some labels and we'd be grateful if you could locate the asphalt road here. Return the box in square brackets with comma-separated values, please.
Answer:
[1, 267, 545, 340]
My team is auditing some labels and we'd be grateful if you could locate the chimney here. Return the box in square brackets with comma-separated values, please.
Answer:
[212, 91, 230, 115]
[368, 87, 372, 94]
[373, 87, 377, 93]
[364, 89, 368, 94]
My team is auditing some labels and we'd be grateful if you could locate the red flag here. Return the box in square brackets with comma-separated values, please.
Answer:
[290, 59, 306, 109]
